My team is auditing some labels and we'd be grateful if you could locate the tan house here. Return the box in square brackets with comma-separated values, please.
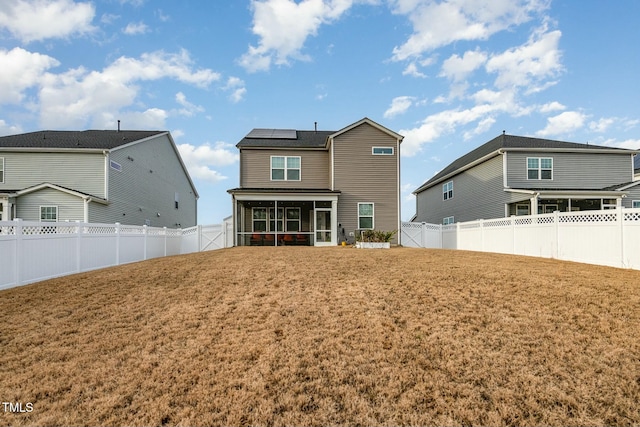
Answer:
[228, 117, 403, 246]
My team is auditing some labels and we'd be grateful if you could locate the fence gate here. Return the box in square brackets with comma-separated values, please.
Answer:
[200, 224, 225, 251]
[401, 222, 424, 248]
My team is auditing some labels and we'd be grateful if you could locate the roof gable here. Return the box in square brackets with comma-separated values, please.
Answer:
[0, 130, 166, 150]
[330, 117, 404, 141]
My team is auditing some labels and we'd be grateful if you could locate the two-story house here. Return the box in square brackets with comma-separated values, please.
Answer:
[227, 117, 403, 246]
[0, 129, 198, 228]
[413, 133, 640, 224]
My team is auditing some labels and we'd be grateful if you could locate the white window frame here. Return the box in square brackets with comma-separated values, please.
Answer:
[633, 200, 640, 209]
[268, 207, 284, 232]
[252, 207, 267, 232]
[270, 156, 301, 181]
[358, 202, 374, 230]
[40, 205, 58, 222]
[443, 181, 453, 201]
[285, 208, 301, 232]
[372, 146, 394, 155]
[443, 216, 454, 225]
[527, 157, 553, 180]
[110, 160, 122, 172]
[0, 157, 4, 183]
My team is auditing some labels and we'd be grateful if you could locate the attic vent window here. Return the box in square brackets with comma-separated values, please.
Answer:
[110, 160, 122, 172]
[372, 147, 394, 155]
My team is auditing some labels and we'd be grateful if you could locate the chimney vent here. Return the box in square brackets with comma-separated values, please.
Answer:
[117, 120, 121, 132]
[314, 121, 317, 133]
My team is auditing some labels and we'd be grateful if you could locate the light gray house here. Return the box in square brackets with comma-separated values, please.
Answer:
[228, 117, 403, 246]
[413, 133, 640, 224]
[0, 130, 198, 227]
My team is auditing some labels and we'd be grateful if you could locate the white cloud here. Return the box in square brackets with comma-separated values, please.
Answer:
[0, 119, 22, 136]
[402, 62, 427, 78]
[440, 49, 487, 82]
[390, 0, 550, 61]
[37, 49, 220, 128]
[384, 96, 415, 118]
[0, 47, 59, 104]
[602, 139, 640, 150]
[239, 0, 358, 72]
[539, 101, 565, 113]
[224, 77, 247, 103]
[177, 141, 239, 183]
[175, 92, 204, 116]
[123, 21, 149, 35]
[589, 117, 615, 133]
[486, 24, 563, 91]
[0, 0, 96, 43]
[536, 111, 587, 137]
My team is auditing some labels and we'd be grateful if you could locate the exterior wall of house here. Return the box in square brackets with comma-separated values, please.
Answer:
[506, 151, 633, 189]
[414, 155, 506, 224]
[90, 134, 197, 228]
[624, 185, 640, 208]
[240, 149, 330, 189]
[0, 151, 105, 197]
[332, 123, 400, 243]
[15, 188, 84, 221]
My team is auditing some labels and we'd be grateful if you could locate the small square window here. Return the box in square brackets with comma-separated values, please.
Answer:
[40, 206, 58, 222]
[632, 200, 640, 208]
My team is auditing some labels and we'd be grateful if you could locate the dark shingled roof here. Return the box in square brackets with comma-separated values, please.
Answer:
[237, 130, 334, 148]
[415, 134, 635, 194]
[0, 130, 166, 150]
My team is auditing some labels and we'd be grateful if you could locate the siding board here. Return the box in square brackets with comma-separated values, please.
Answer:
[241, 149, 329, 189]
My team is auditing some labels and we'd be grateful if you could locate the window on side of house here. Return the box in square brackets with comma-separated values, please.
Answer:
[268, 207, 284, 232]
[0, 157, 4, 183]
[286, 208, 300, 232]
[633, 200, 640, 208]
[358, 203, 374, 229]
[271, 156, 301, 181]
[516, 204, 530, 215]
[40, 206, 58, 222]
[252, 208, 267, 232]
[443, 181, 453, 200]
[110, 160, 122, 172]
[443, 216, 454, 225]
[527, 157, 553, 180]
[372, 147, 394, 155]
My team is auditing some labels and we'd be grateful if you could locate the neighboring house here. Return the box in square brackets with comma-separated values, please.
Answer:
[0, 130, 198, 227]
[635, 155, 640, 181]
[227, 117, 403, 246]
[413, 133, 640, 224]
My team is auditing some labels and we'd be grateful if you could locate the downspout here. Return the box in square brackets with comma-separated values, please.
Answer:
[83, 198, 90, 223]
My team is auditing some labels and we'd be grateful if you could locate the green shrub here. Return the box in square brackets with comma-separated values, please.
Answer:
[356, 229, 396, 242]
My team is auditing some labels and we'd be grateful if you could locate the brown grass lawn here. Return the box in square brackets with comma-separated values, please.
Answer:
[1, 247, 639, 426]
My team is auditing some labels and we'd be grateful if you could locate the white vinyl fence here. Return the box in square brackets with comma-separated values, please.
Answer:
[0, 219, 233, 290]
[402, 208, 640, 270]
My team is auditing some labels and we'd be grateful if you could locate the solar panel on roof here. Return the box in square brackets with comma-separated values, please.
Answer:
[246, 128, 297, 139]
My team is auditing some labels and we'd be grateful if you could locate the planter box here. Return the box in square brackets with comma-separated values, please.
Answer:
[356, 242, 391, 249]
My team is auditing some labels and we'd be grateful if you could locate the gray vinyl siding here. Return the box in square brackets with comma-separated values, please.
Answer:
[16, 188, 84, 221]
[507, 152, 632, 189]
[332, 123, 399, 243]
[0, 151, 105, 197]
[90, 135, 197, 228]
[624, 185, 640, 208]
[415, 155, 505, 224]
[240, 149, 329, 189]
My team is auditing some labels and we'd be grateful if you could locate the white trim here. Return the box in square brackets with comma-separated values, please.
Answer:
[358, 202, 375, 230]
[526, 157, 554, 180]
[330, 117, 404, 141]
[39, 205, 58, 222]
[270, 155, 301, 181]
[16, 183, 108, 204]
[372, 146, 394, 155]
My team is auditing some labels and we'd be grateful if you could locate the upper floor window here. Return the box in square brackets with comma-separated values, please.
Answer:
[372, 147, 394, 155]
[527, 157, 553, 180]
[110, 160, 122, 172]
[358, 202, 374, 229]
[40, 206, 58, 222]
[0, 157, 4, 183]
[443, 181, 453, 200]
[443, 216, 455, 225]
[271, 156, 301, 181]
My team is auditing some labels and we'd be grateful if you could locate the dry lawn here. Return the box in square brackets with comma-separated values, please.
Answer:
[1, 247, 639, 426]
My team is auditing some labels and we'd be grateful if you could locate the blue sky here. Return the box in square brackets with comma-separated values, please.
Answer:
[1, 0, 639, 224]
